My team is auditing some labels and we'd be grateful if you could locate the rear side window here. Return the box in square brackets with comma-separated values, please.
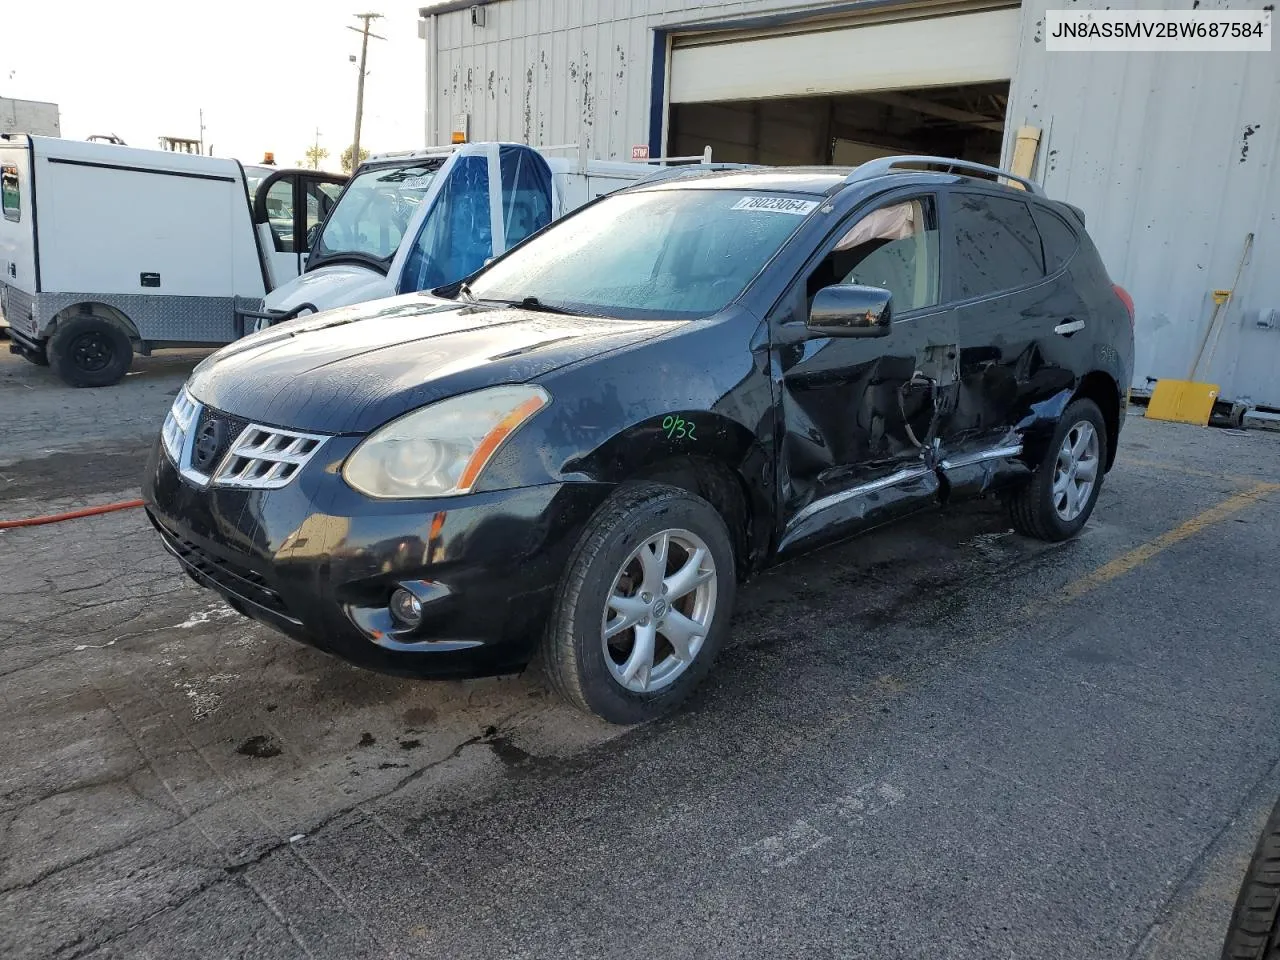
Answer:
[1031, 205, 1080, 274]
[1, 165, 18, 222]
[947, 193, 1044, 299]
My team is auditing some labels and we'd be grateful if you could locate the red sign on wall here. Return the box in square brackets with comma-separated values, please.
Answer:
[631, 144, 650, 161]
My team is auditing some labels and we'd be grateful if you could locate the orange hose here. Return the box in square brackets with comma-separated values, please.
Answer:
[0, 498, 145, 529]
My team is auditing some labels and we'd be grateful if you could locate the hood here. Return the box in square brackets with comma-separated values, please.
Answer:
[188, 293, 679, 434]
[264, 263, 396, 314]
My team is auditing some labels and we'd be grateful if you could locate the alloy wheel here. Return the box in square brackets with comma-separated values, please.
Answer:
[600, 528, 718, 694]
[1053, 420, 1100, 521]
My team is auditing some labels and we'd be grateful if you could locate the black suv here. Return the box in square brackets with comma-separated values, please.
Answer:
[144, 157, 1135, 724]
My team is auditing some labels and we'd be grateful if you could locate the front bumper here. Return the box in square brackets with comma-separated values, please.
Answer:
[143, 437, 613, 678]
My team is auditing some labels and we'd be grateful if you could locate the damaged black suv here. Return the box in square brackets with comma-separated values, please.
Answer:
[145, 157, 1134, 724]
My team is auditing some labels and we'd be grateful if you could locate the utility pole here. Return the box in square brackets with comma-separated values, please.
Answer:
[347, 13, 385, 170]
[198, 108, 206, 155]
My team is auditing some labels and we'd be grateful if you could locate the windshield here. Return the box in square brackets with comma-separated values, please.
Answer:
[313, 159, 444, 264]
[467, 188, 816, 319]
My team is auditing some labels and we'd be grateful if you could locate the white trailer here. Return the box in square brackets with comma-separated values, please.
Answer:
[0, 135, 344, 385]
[257, 141, 718, 325]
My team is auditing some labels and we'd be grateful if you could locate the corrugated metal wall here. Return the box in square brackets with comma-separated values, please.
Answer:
[426, 0, 819, 158]
[1005, 0, 1280, 407]
[429, 0, 1280, 407]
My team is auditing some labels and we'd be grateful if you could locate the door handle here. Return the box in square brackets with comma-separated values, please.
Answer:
[1055, 319, 1086, 336]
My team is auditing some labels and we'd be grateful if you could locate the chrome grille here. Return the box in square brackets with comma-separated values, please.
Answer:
[163, 388, 327, 491]
[212, 425, 327, 490]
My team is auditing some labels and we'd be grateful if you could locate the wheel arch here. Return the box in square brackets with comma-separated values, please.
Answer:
[1072, 370, 1122, 470]
[50, 301, 141, 343]
[565, 411, 774, 580]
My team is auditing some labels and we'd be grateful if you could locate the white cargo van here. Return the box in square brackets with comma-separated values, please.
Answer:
[253, 141, 715, 328]
[0, 135, 344, 386]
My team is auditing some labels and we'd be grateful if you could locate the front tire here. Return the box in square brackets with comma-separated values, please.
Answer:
[1008, 397, 1108, 541]
[1221, 798, 1280, 959]
[542, 482, 737, 724]
[48, 315, 133, 387]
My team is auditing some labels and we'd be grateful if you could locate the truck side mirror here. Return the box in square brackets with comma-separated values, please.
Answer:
[807, 284, 893, 338]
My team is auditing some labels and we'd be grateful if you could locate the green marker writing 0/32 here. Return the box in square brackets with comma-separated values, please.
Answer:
[662, 415, 697, 440]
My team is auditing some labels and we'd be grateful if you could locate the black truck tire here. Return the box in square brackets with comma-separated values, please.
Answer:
[48, 315, 133, 387]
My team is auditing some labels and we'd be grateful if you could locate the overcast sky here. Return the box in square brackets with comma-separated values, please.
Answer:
[3, 1, 426, 170]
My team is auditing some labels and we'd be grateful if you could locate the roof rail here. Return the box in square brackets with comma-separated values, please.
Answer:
[628, 162, 761, 189]
[844, 155, 1044, 196]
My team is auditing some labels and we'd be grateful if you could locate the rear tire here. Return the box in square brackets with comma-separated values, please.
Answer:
[1220, 798, 1280, 959]
[542, 482, 736, 724]
[48, 315, 133, 387]
[1008, 398, 1108, 541]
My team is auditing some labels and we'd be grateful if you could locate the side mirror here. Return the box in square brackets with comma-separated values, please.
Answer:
[807, 284, 893, 338]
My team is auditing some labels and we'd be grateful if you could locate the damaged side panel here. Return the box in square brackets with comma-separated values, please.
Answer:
[773, 304, 960, 555]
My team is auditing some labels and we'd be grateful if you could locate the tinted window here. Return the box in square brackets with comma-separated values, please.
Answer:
[1031, 205, 1080, 274]
[1, 165, 18, 222]
[498, 146, 552, 249]
[808, 196, 940, 313]
[401, 154, 492, 292]
[948, 193, 1045, 299]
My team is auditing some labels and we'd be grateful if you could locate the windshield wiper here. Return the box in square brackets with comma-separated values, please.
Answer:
[484, 295, 577, 315]
[457, 282, 477, 304]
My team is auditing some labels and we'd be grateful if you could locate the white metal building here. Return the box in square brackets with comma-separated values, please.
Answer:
[419, 0, 1280, 412]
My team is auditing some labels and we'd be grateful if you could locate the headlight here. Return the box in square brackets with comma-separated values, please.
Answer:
[342, 385, 550, 499]
[161, 388, 198, 463]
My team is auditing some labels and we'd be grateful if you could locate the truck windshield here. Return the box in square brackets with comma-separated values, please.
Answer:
[313, 159, 444, 266]
[467, 188, 816, 320]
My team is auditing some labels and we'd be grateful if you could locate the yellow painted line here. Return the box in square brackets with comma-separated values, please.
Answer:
[1058, 481, 1280, 604]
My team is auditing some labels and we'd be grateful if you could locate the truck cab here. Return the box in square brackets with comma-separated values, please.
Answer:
[245, 166, 347, 287]
[254, 142, 684, 329]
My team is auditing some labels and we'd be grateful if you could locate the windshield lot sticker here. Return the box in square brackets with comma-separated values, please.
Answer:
[663, 415, 697, 440]
[731, 196, 820, 216]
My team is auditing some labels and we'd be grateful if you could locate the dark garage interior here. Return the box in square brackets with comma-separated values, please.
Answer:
[668, 80, 1010, 168]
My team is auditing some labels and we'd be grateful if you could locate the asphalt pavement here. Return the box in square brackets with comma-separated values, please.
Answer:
[2, 349, 1278, 959]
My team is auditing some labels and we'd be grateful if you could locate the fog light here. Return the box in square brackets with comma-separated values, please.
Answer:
[390, 588, 423, 627]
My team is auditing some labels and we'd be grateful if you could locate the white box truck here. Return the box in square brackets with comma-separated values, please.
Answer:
[0, 135, 344, 386]
[253, 141, 720, 328]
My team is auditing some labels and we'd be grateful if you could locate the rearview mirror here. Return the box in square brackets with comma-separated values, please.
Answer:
[807, 284, 893, 338]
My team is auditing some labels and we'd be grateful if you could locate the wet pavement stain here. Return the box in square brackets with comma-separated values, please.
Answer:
[357, 732, 376, 747]
[402, 706, 438, 727]
[236, 735, 282, 759]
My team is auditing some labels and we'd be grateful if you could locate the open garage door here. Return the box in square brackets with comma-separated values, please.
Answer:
[666, 5, 1020, 167]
